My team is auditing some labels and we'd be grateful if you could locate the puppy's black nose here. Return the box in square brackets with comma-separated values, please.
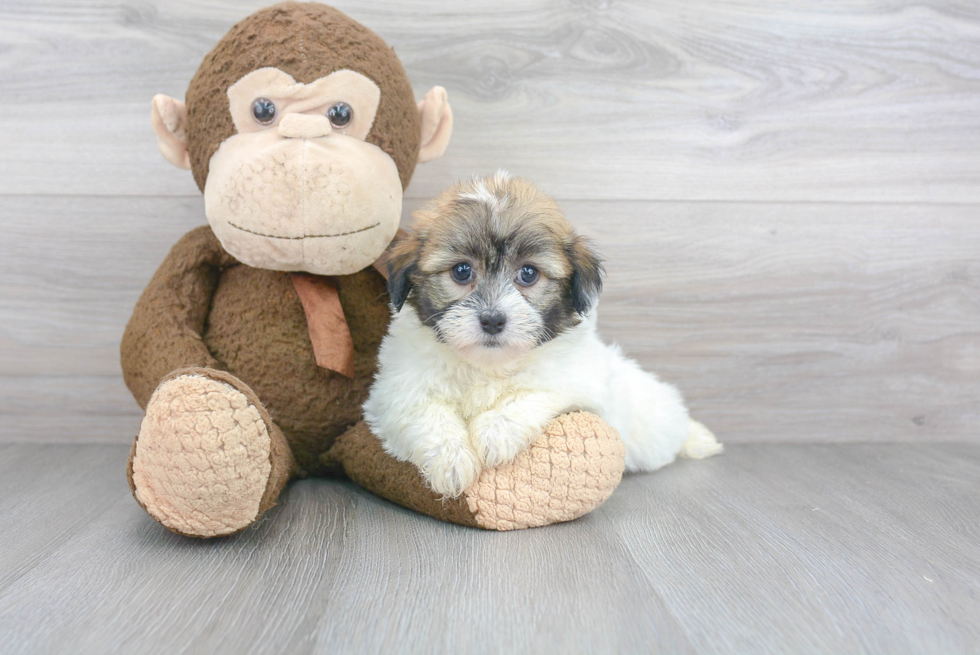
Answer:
[479, 311, 506, 335]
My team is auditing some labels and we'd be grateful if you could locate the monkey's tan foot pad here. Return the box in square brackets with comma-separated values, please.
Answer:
[128, 372, 273, 538]
[328, 412, 626, 531]
[465, 412, 626, 530]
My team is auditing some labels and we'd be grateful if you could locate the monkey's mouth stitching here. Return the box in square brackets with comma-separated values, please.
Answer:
[227, 221, 380, 239]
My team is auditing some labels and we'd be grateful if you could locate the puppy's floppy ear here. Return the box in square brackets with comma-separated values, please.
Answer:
[566, 236, 604, 315]
[386, 233, 421, 312]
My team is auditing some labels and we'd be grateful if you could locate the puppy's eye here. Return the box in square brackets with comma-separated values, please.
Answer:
[327, 102, 353, 128]
[251, 98, 277, 125]
[517, 264, 539, 286]
[450, 263, 473, 284]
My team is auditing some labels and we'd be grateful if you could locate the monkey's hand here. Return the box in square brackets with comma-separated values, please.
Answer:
[121, 226, 237, 408]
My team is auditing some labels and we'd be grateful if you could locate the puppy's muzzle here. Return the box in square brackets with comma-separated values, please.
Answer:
[479, 310, 506, 335]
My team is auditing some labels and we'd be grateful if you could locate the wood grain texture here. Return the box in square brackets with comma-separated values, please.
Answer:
[0, 443, 976, 654]
[2, 3, 977, 653]
[0, 0, 978, 200]
[2, 195, 978, 444]
[0, 1, 977, 443]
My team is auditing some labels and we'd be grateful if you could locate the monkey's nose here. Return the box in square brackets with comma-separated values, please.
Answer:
[479, 311, 506, 335]
[278, 113, 333, 139]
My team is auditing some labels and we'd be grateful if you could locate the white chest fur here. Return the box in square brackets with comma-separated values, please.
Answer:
[363, 304, 705, 491]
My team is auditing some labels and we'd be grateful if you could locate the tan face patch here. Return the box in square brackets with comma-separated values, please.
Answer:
[227, 68, 381, 140]
[203, 66, 402, 275]
[205, 127, 402, 275]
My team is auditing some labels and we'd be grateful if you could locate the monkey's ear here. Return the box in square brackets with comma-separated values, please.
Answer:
[386, 234, 421, 312]
[567, 237, 605, 315]
[150, 94, 192, 170]
[417, 86, 453, 164]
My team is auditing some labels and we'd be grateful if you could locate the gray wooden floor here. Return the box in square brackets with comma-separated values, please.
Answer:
[0, 442, 977, 654]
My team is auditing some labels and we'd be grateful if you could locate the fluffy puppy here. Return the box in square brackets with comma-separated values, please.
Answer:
[364, 172, 722, 497]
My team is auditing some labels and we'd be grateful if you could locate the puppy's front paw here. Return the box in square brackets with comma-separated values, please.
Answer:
[470, 410, 536, 468]
[418, 440, 482, 498]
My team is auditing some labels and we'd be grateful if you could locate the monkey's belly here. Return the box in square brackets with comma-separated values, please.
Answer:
[203, 264, 389, 475]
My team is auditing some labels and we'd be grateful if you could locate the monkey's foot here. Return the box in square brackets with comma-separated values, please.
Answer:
[128, 370, 279, 538]
[465, 412, 626, 529]
[329, 412, 626, 531]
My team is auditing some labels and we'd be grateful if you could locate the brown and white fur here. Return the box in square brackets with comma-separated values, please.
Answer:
[363, 172, 722, 497]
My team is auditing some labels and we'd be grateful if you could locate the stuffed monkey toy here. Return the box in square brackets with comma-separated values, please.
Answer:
[122, 2, 625, 537]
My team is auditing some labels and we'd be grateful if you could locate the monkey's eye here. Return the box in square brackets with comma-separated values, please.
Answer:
[517, 265, 539, 287]
[251, 98, 277, 125]
[327, 102, 353, 128]
[450, 263, 473, 284]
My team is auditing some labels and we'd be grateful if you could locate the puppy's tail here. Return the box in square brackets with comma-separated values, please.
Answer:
[678, 420, 724, 459]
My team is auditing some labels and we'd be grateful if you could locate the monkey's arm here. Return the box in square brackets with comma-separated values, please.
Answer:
[121, 225, 237, 408]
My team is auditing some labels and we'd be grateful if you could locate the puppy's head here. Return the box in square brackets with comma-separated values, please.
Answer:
[386, 172, 603, 362]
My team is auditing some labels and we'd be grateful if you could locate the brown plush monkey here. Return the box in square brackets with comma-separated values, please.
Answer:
[123, 2, 625, 537]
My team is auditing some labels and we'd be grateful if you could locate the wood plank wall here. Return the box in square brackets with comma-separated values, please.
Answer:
[1, 0, 978, 444]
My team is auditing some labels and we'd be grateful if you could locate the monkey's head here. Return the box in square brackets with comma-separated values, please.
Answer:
[150, 2, 453, 275]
